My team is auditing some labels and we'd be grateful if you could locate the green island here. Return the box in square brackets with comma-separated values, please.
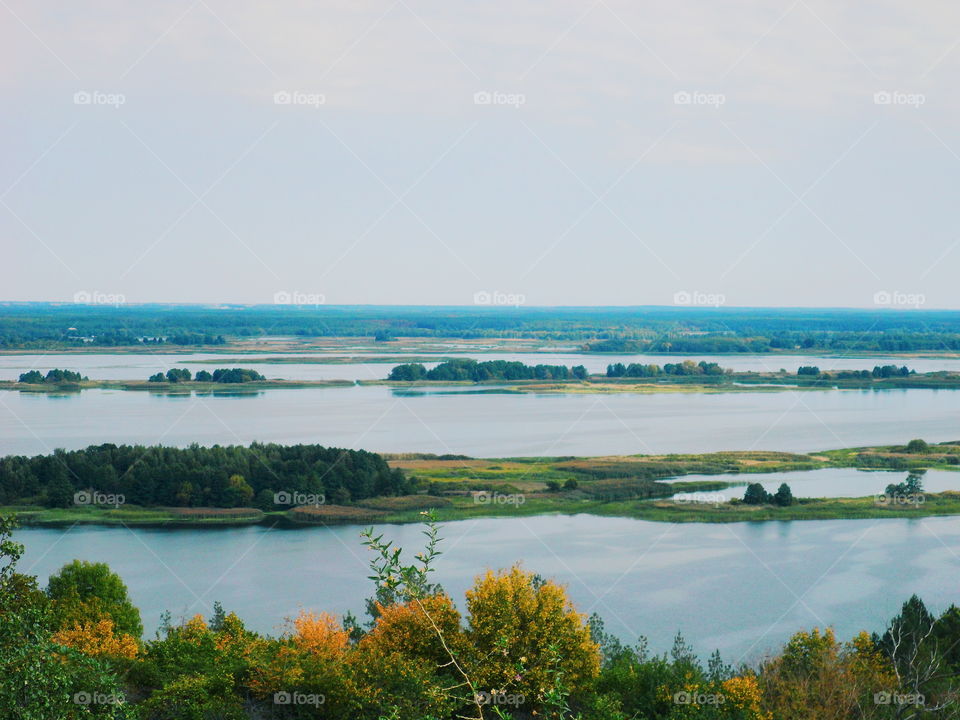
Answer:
[376, 359, 960, 393]
[13, 359, 960, 396]
[4, 438, 959, 528]
[4, 367, 354, 393]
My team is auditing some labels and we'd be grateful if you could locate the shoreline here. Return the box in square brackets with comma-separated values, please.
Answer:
[8, 368, 960, 394]
[4, 342, 960, 359]
[10, 492, 960, 529]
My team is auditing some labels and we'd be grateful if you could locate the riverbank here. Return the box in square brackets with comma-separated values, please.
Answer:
[8, 366, 960, 394]
[0, 379, 356, 392]
[370, 370, 960, 392]
[10, 491, 960, 528]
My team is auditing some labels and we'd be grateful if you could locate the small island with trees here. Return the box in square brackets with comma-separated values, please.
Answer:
[7, 360, 960, 395]
[147, 368, 267, 384]
[378, 359, 960, 393]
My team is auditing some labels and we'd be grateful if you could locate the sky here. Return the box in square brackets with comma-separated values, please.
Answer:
[2, 0, 960, 308]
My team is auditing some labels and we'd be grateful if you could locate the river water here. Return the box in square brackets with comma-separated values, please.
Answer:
[5, 351, 960, 661]
[15, 514, 960, 662]
[1, 385, 958, 457]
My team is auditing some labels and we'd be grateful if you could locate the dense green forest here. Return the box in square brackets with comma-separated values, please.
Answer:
[18, 369, 88, 384]
[146, 369, 267, 384]
[605, 361, 726, 377]
[6, 303, 960, 351]
[0, 444, 409, 508]
[2, 513, 959, 719]
[388, 359, 588, 381]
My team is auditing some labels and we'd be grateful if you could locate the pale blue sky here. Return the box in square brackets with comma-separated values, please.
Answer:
[3, 1, 960, 307]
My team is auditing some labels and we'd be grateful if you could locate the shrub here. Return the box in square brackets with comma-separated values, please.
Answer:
[465, 565, 600, 709]
[47, 560, 143, 638]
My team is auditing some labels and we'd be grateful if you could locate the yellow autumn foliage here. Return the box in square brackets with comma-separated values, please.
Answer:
[248, 610, 351, 705]
[759, 626, 895, 720]
[291, 610, 349, 658]
[362, 594, 464, 667]
[721, 675, 772, 719]
[465, 565, 599, 705]
[52, 617, 139, 659]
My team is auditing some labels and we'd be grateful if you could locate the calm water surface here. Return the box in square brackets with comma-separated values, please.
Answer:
[7, 352, 960, 661]
[16, 515, 960, 661]
[671, 468, 960, 501]
[2, 385, 959, 456]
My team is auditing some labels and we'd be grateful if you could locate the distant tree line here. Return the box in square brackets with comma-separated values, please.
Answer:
[797, 364, 914, 378]
[18, 369, 87, 384]
[388, 359, 588, 381]
[585, 332, 960, 354]
[147, 368, 266, 383]
[9, 303, 960, 350]
[0, 443, 409, 508]
[589, 337, 770, 353]
[606, 360, 726, 377]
